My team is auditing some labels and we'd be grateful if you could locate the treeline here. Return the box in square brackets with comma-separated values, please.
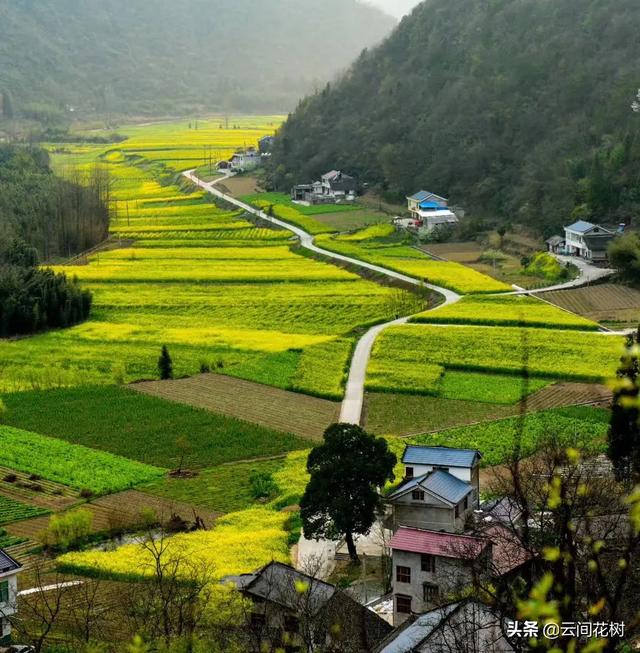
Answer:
[0, 240, 92, 337]
[0, 144, 110, 260]
[269, 0, 640, 235]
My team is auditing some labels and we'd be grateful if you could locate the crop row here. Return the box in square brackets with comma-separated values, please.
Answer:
[0, 425, 165, 494]
[0, 495, 49, 526]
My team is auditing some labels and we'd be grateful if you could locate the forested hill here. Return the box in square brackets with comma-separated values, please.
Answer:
[0, 0, 394, 117]
[271, 0, 640, 234]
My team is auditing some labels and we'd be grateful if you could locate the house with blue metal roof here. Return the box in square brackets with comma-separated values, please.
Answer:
[564, 220, 618, 262]
[406, 190, 458, 234]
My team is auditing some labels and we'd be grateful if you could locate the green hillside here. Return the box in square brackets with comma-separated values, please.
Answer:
[0, 0, 394, 117]
[270, 0, 640, 234]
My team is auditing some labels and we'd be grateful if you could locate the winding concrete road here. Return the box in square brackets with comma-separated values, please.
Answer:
[183, 169, 461, 425]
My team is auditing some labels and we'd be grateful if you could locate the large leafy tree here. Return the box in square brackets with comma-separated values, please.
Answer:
[608, 329, 640, 482]
[300, 423, 396, 562]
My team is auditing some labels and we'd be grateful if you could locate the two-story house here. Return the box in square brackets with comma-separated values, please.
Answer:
[389, 527, 490, 626]
[563, 220, 617, 262]
[291, 170, 358, 205]
[406, 191, 458, 234]
[0, 548, 21, 645]
[386, 470, 474, 533]
[402, 446, 481, 509]
[226, 561, 391, 652]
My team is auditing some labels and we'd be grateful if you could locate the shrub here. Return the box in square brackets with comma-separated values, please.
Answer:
[158, 345, 173, 380]
[42, 508, 93, 551]
[249, 471, 278, 500]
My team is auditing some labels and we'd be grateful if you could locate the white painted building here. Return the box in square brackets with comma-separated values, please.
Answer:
[563, 220, 617, 262]
[229, 149, 262, 172]
[0, 549, 22, 644]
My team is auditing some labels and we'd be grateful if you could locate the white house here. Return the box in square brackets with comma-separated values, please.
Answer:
[563, 220, 617, 262]
[406, 191, 458, 234]
[402, 446, 481, 499]
[291, 170, 358, 205]
[0, 548, 22, 644]
[389, 527, 490, 626]
[229, 148, 262, 172]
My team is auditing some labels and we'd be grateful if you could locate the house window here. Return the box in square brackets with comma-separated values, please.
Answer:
[423, 583, 439, 602]
[0, 581, 8, 604]
[396, 594, 412, 614]
[411, 489, 425, 501]
[396, 565, 411, 583]
[421, 554, 436, 573]
[250, 612, 266, 628]
[284, 615, 300, 633]
[433, 466, 450, 472]
[405, 467, 414, 479]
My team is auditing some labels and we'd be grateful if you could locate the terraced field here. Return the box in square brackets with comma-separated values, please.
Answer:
[132, 374, 340, 441]
[542, 283, 640, 328]
[2, 120, 423, 398]
[0, 496, 49, 526]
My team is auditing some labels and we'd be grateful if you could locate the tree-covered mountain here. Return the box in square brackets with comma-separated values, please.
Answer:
[0, 0, 394, 118]
[271, 0, 640, 234]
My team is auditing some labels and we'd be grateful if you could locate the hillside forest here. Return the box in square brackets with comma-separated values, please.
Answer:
[0, 0, 395, 119]
[269, 0, 640, 236]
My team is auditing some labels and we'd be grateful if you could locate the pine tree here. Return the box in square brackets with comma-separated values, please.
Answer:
[158, 345, 174, 380]
[607, 329, 640, 482]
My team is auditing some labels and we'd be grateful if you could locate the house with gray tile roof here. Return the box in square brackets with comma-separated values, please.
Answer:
[564, 220, 619, 262]
[0, 548, 22, 645]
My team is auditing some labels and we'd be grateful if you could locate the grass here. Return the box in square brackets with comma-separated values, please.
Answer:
[0, 495, 49, 525]
[365, 393, 516, 436]
[370, 325, 623, 392]
[411, 295, 600, 330]
[0, 425, 164, 494]
[0, 527, 28, 548]
[406, 406, 609, 467]
[2, 386, 311, 469]
[242, 192, 361, 216]
[142, 450, 310, 515]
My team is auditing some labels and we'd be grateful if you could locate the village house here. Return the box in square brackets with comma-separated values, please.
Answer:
[258, 135, 274, 154]
[562, 220, 620, 262]
[291, 170, 358, 205]
[386, 470, 475, 533]
[402, 446, 481, 508]
[374, 599, 515, 653]
[228, 148, 262, 172]
[0, 549, 21, 645]
[226, 561, 391, 652]
[406, 191, 459, 234]
[389, 527, 490, 626]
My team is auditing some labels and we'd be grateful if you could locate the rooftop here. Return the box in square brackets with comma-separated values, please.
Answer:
[402, 445, 481, 468]
[388, 470, 472, 505]
[408, 190, 448, 203]
[390, 527, 488, 559]
[565, 220, 596, 233]
[0, 547, 22, 575]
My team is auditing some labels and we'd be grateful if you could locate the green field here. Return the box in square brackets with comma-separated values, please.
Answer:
[406, 406, 609, 467]
[142, 450, 310, 514]
[0, 495, 49, 525]
[316, 228, 512, 294]
[411, 294, 599, 330]
[2, 386, 310, 469]
[0, 425, 165, 494]
[369, 324, 623, 395]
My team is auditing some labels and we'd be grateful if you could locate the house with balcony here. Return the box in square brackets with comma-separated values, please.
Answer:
[0, 548, 21, 645]
[291, 170, 358, 205]
[406, 191, 458, 233]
